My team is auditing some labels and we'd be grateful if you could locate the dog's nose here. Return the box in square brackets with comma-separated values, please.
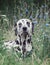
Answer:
[23, 27, 27, 31]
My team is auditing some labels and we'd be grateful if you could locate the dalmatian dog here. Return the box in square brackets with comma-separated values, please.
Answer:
[3, 19, 34, 57]
[14, 19, 34, 56]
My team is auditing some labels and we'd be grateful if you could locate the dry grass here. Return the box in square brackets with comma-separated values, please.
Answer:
[3, 29, 17, 41]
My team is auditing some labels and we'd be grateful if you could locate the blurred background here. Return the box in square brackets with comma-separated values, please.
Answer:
[0, 0, 50, 65]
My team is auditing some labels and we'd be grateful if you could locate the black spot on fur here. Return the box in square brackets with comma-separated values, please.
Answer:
[23, 40, 26, 46]
[20, 42, 22, 45]
[27, 39, 31, 43]
[22, 40, 26, 54]
[17, 47, 21, 51]
[19, 23, 22, 28]
[15, 40, 19, 44]
[26, 22, 30, 27]
[27, 37, 31, 43]
[15, 28, 17, 36]
[22, 20, 24, 22]
[10, 41, 12, 43]
[22, 46, 26, 53]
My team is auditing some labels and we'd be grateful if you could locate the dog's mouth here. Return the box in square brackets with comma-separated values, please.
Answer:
[21, 31, 28, 36]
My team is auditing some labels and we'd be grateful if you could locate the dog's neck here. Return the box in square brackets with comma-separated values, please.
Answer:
[17, 34, 31, 43]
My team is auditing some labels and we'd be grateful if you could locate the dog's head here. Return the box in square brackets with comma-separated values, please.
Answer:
[14, 19, 34, 37]
[14, 19, 34, 56]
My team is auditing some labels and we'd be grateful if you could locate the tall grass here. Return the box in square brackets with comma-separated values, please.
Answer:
[0, 18, 50, 65]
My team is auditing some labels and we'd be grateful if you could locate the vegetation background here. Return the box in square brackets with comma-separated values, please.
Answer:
[0, 0, 50, 65]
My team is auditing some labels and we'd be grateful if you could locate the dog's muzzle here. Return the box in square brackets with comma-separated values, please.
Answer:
[21, 27, 28, 37]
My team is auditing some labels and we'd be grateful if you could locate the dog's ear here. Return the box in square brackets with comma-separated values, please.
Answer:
[14, 22, 17, 36]
[32, 22, 34, 34]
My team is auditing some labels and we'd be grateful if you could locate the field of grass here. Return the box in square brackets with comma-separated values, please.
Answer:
[0, 19, 50, 65]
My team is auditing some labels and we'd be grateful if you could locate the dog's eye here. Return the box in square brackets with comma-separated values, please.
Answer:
[27, 22, 30, 27]
[18, 23, 22, 28]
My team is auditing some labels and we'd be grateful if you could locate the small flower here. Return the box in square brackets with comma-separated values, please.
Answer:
[43, 32, 45, 34]
[26, 9, 28, 14]
[41, 28, 43, 31]
[30, 15, 32, 19]
[45, 23, 49, 26]
[33, 19, 38, 24]
[20, 13, 23, 17]
[37, 38, 40, 42]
